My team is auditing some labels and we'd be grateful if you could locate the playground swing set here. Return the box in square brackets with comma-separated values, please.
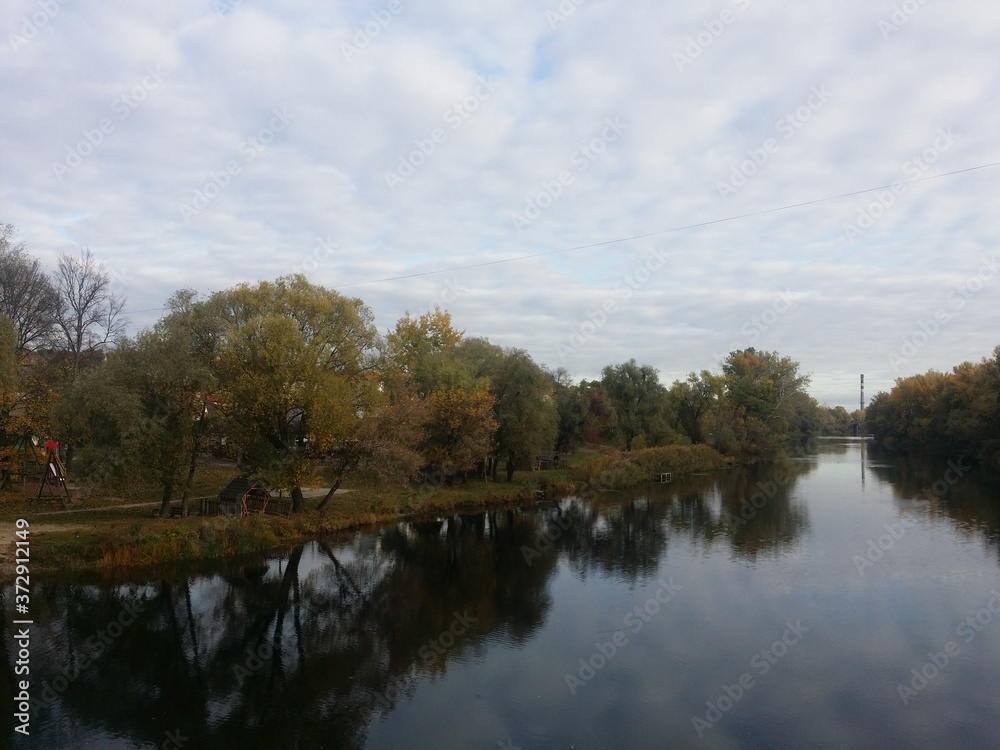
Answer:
[0, 436, 72, 504]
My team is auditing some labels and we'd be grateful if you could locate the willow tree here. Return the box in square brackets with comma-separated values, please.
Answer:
[212, 275, 378, 512]
[601, 359, 668, 451]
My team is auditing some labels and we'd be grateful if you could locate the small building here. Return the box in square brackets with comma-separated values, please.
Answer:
[535, 451, 560, 470]
[214, 478, 272, 516]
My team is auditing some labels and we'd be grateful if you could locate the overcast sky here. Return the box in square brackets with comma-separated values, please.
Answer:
[3, 0, 999, 408]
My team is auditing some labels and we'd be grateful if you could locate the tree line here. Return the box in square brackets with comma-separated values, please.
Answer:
[866, 346, 1000, 469]
[2, 225, 851, 514]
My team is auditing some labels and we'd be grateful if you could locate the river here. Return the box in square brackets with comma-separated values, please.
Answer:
[6, 438, 1000, 749]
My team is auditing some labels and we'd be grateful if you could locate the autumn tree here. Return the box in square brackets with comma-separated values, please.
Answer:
[459, 341, 557, 481]
[719, 348, 811, 457]
[211, 276, 378, 512]
[867, 346, 1000, 467]
[0, 316, 15, 390]
[383, 310, 496, 479]
[0, 225, 58, 354]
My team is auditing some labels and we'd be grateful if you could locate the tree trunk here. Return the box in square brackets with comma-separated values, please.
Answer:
[506, 453, 515, 482]
[291, 485, 305, 513]
[158, 476, 175, 518]
[314, 478, 342, 511]
[180, 404, 208, 517]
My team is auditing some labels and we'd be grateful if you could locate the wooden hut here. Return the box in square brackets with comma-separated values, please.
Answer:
[535, 451, 560, 470]
[213, 478, 272, 516]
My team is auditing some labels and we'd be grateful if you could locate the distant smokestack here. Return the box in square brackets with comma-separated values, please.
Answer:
[860, 374, 864, 411]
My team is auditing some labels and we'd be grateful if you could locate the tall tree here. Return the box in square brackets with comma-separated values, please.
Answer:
[212, 275, 378, 512]
[0, 224, 58, 354]
[384, 311, 496, 479]
[719, 348, 811, 457]
[601, 359, 667, 451]
[461, 342, 556, 481]
[0, 316, 15, 389]
[667, 370, 725, 444]
[54, 248, 127, 374]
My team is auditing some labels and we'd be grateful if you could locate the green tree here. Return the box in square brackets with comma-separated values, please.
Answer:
[667, 370, 725, 444]
[719, 348, 811, 457]
[55, 325, 215, 515]
[211, 275, 378, 512]
[600, 360, 667, 451]
[460, 342, 557, 481]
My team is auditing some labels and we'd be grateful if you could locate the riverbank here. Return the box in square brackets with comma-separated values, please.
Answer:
[0, 445, 729, 577]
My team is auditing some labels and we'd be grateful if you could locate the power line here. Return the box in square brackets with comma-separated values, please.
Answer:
[328, 160, 1000, 290]
[122, 158, 1000, 313]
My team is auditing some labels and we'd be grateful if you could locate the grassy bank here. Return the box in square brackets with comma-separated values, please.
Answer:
[0, 445, 726, 576]
[0, 471, 561, 576]
[575, 444, 732, 487]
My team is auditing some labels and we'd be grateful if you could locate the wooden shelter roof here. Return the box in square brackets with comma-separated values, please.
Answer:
[219, 478, 271, 503]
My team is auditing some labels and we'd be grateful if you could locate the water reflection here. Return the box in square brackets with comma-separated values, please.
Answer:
[7, 443, 1000, 749]
[867, 446, 1000, 564]
[14, 510, 558, 749]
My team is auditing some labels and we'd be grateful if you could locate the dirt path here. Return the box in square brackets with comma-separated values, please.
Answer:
[0, 487, 354, 577]
[33, 502, 162, 516]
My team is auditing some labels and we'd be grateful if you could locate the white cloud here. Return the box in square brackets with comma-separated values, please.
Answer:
[3, 0, 999, 407]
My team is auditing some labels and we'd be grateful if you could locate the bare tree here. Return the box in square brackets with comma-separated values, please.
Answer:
[0, 224, 59, 355]
[54, 248, 127, 374]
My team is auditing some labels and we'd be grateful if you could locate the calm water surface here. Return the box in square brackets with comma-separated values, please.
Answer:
[6, 438, 1000, 749]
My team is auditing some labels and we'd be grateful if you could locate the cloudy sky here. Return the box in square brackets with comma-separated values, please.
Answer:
[3, 0, 999, 407]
